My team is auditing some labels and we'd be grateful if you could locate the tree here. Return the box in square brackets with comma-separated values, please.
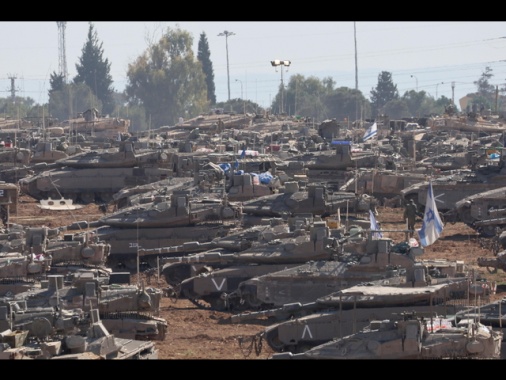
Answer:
[215, 98, 263, 115]
[125, 25, 208, 128]
[324, 87, 370, 122]
[74, 22, 115, 116]
[48, 71, 65, 96]
[48, 83, 101, 122]
[197, 32, 216, 105]
[474, 66, 495, 98]
[370, 71, 399, 118]
[383, 99, 410, 120]
[280, 75, 328, 120]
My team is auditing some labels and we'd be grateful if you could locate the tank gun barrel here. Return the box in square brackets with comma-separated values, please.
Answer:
[63, 220, 102, 231]
[138, 238, 252, 257]
[139, 241, 216, 257]
[159, 250, 237, 264]
[230, 301, 318, 323]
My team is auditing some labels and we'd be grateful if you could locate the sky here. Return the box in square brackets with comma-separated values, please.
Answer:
[1, 21, 506, 112]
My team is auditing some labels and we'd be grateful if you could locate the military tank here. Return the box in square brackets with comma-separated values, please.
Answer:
[236, 281, 471, 354]
[0, 271, 167, 342]
[443, 186, 506, 236]
[270, 311, 502, 360]
[228, 235, 470, 312]
[240, 182, 373, 224]
[400, 165, 506, 212]
[110, 177, 194, 210]
[156, 220, 361, 311]
[0, 146, 31, 169]
[64, 190, 241, 270]
[339, 168, 434, 203]
[0, 305, 160, 359]
[277, 141, 382, 191]
[18, 141, 173, 204]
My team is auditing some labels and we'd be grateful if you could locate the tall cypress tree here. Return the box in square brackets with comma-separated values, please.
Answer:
[197, 32, 216, 105]
[74, 22, 115, 115]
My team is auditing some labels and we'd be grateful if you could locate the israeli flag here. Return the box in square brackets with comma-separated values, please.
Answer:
[362, 122, 378, 142]
[369, 210, 383, 239]
[417, 181, 444, 247]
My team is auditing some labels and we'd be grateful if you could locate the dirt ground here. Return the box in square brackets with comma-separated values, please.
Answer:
[9, 195, 506, 360]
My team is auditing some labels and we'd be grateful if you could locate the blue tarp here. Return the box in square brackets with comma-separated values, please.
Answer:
[219, 163, 231, 173]
[258, 171, 273, 184]
[330, 140, 351, 145]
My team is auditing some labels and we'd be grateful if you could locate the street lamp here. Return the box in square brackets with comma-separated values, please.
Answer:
[435, 82, 444, 99]
[411, 75, 418, 91]
[218, 30, 235, 102]
[271, 59, 291, 114]
[235, 79, 243, 99]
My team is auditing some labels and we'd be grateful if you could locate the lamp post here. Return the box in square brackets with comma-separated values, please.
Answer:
[271, 60, 291, 114]
[411, 75, 418, 91]
[435, 82, 444, 99]
[218, 30, 235, 102]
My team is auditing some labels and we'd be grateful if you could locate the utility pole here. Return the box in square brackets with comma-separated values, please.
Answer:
[354, 22, 358, 90]
[57, 22, 68, 83]
[218, 30, 235, 101]
[8, 75, 17, 100]
[270, 60, 291, 114]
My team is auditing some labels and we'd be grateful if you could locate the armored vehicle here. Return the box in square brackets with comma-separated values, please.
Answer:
[0, 181, 18, 225]
[477, 249, 506, 273]
[65, 191, 241, 270]
[270, 311, 502, 360]
[0, 307, 159, 359]
[400, 166, 506, 212]
[110, 177, 194, 210]
[417, 151, 478, 171]
[277, 141, 382, 190]
[443, 186, 506, 236]
[237, 281, 471, 354]
[240, 182, 373, 224]
[0, 271, 167, 342]
[229, 236, 469, 312]
[18, 141, 173, 204]
[339, 169, 433, 202]
[158, 219, 342, 310]
[0, 147, 31, 169]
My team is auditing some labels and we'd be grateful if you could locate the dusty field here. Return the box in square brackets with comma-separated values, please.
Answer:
[9, 195, 506, 360]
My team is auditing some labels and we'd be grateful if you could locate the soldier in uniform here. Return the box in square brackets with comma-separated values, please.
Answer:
[404, 199, 419, 236]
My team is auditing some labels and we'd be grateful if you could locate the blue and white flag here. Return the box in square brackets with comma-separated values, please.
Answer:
[369, 209, 383, 239]
[362, 122, 377, 142]
[417, 181, 444, 247]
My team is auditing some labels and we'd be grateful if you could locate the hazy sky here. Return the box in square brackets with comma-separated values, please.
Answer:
[1, 21, 505, 111]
